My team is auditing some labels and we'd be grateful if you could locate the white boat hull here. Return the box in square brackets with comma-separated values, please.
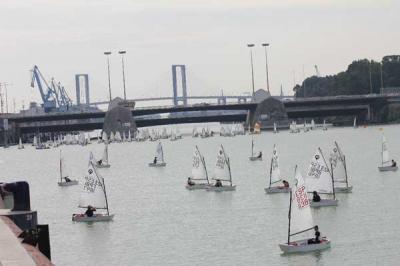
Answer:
[96, 164, 111, 169]
[72, 214, 114, 222]
[310, 199, 338, 207]
[378, 166, 398, 172]
[58, 180, 79, 186]
[185, 184, 210, 190]
[249, 156, 262, 161]
[279, 238, 331, 253]
[264, 187, 290, 194]
[206, 185, 236, 192]
[334, 186, 353, 193]
[148, 162, 166, 167]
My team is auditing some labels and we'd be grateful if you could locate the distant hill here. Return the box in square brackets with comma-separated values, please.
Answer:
[294, 55, 400, 97]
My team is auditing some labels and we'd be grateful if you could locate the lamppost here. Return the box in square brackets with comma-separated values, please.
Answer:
[247, 44, 255, 99]
[104, 51, 112, 101]
[261, 43, 270, 93]
[118, 50, 127, 100]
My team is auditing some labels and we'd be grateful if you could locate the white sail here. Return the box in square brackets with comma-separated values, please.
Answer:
[18, 138, 24, 149]
[382, 135, 391, 166]
[329, 142, 347, 182]
[128, 130, 132, 141]
[102, 144, 109, 164]
[109, 132, 115, 142]
[60, 150, 69, 180]
[291, 168, 314, 236]
[191, 146, 208, 181]
[156, 142, 164, 162]
[311, 119, 315, 129]
[79, 160, 107, 209]
[353, 117, 357, 128]
[33, 136, 38, 146]
[273, 122, 277, 133]
[214, 145, 231, 182]
[115, 131, 122, 142]
[176, 127, 182, 138]
[306, 148, 333, 194]
[270, 145, 281, 184]
[323, 120, 327, 129]
[102, 131, 108, 142]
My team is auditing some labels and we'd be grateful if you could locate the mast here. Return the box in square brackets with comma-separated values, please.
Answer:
[343, 156, 349, 188]
[381, 136, 384, 166]
[331, 162, 336, 199]
[251, 138, 254, 157]
[269, 158, 273, 189]
[59, 150, 63, 182]
[222, 145, 232, 186]
[287, 189, 292, 244]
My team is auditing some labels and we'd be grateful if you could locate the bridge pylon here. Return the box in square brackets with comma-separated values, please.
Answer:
[172, 65, 188, 106]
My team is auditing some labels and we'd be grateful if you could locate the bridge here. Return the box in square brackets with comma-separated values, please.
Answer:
[3, 93, 399, 139]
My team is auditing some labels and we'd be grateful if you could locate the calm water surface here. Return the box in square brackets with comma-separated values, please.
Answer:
[1, 124, 400, 266]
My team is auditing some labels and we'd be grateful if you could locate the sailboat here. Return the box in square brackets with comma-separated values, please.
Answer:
[96, 143, 111, 168]
[279, 166, 331, 253]
[170, 130, 178, 141]
[128, 130, 132, 142]
[186, 146, 210, 190]
[109, 132, 115, 142]
[115, 131, 122, 142]
[249, 137, 262, 161]
[330, 141, 352, 192]
[322, 119, 328, 131]
[72, 156, 114, 222]
[58, 150, 78, 186]
[148, 142, 166, 167]
[378, 134, 398, 171]
[18, 138, 24, 149]
[207, 145, 236, 191]
[32, 136, 38, 147]
[303, 121, 309, 132]
[353, 117, 357, 128]
[265, 145, 289, 193]
[306, 148, 338, 207]
[310, 119, 315, 130]
[273, 122, 278, 133]
[101, 131, 108, 143]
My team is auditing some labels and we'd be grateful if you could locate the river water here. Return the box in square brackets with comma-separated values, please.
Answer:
[1, 124, 399, 266]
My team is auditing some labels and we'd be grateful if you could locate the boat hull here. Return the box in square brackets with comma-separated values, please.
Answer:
[279, 238, 330, 253]
[148, 162, 167, 167]
[72, 214, 114, 222]
[58, 180, 79, 186]
[185, 184, 210, 190]
[264, 187, 290, 194]
[378, 166, 398, 172]
[206, 185, 236, 192]
[334, 186, 353, 193]
[96, 164, 111, 169]
[310, 199, 338, 207]
[249, 156, 262, 161]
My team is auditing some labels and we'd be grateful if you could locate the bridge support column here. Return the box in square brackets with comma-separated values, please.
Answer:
[217, 97, 227, 105]
[172, 65, 188, 106]
[75, 74, 90, 106]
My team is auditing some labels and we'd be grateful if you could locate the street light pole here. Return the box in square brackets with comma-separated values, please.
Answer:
[262, 43, 270, 93]
[247, 44, 255, 100]
[104, 51, 112, 101]
[369, 60, 373, 94]
[118, 50, 127, 100]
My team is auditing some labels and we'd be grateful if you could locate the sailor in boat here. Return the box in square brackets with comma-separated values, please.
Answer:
[312, 191, 321, 202]
[215, 179, 223, 187]
[153, 157, 157, 164]
[277, 180, 289, 189]
[391, 160, 397, 167]
[307, 226, 321, 244]
[257, 151, 262, 159]
[64, 177, 72, 183]
[85, 205, 97, 217]
[97, 159, 103, 166]
[187, 177, 195, 186]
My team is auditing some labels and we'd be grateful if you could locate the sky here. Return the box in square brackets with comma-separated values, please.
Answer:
[0, 0, 398, 111]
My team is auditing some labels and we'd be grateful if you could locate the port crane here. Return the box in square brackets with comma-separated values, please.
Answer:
[30, 65, 72, 112]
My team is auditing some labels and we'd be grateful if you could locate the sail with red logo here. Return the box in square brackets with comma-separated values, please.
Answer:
[279, 166, 331, 253]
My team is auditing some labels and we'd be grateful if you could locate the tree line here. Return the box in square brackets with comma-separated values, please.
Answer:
[294, 55, 400, 97]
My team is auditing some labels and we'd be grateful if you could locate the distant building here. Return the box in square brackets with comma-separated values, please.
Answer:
[383, 87, 400, 94]
[253, 89, 271, 103]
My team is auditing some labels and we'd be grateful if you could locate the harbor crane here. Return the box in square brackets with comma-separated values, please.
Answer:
[30, 65, 72, 112]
